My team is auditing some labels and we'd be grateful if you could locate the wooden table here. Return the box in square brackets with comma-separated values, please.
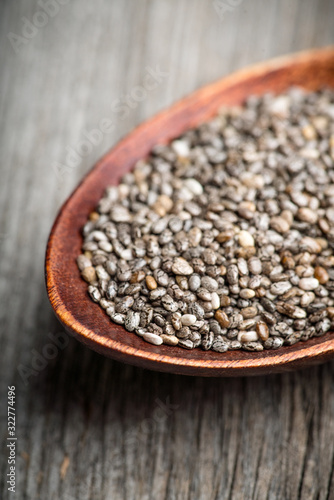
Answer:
[1, 1, 334, 498]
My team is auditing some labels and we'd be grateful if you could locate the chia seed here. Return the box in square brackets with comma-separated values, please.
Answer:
[78, 87, 334, 352]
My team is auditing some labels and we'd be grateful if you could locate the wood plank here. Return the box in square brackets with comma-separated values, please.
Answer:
[1, 0, 334, 499]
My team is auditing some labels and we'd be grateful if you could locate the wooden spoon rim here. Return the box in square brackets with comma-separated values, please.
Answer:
[46, 46, 334, 376]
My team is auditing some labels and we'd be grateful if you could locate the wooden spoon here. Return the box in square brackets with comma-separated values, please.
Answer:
[46, 47, 334, 377]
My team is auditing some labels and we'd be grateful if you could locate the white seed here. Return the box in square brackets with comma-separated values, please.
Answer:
[240, 172, 264, 189]
[239, 289, 256, 299]
[299, 278, 319, 291]
[238, 230, 254, 248]
[184, 178, 204, 196]
[300, 292, 315, 307]
[181, 314, 197, 326]
[238, 331, 259, 343]
[171, 139, 190, 157]
[143, 332, 163, 345]
[270, 282, 292, 296]
[77, 255, 92, 271]
[211, 292, 220, 310]
[122, 248, 133, 261]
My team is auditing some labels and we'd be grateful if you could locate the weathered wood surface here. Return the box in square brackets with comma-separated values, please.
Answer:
[1, 0, 334, 499]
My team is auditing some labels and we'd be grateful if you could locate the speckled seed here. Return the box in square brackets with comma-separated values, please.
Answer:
[188, 227, 202, 246]
[169, 217, 183, 233]
[242, 341, 264, 352]
[172, 257, 193, 275]
[270, 281, 292, 295]
[240, 319, 257, 330]
[256, 322, 269, 341]
[178, 339, 194, 349]
[202, 332, 214, 350]
[77, 255, 92, 271]
[149, 287, 167, 300]
[248, 257, 262, 275]
[276, 302, 306, 319]
[140, 308, 153, 327]
[264, 337, 284, 349]
[161, 295, 179, 312]
[215, 310, 230, 328]
[125, 311, 140, 332]
[143, 332, 163, 345]
[181, 314, 197, 326]
[201, 276, 218, 291]
[197, 288, 212, 301]
[212, 338, 228, 352]
[154, 269, 169, 287]
[111, 313, 125, 325]
[248, 275, 262, 289]
[189, 274, 201, 292]
[226, 264, 239, 285]
[171, 312, 182, 330]
[115, 296, 134, 313]
[88, 286, 101, 302]
[299, 278, 319, 290]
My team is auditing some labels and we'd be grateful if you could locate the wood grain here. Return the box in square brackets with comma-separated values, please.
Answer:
[1, 0, 334, 498]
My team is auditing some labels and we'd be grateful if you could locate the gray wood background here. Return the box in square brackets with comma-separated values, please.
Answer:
[1, 0, 334, 499]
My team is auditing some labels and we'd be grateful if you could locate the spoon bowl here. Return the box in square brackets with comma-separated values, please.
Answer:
[46, 47, 334, 376]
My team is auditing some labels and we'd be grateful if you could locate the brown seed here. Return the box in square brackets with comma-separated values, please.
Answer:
[216, 230, 234, 243]
[146, 275, 157, 290]
[297, 207, 318, 224]
[270, 216, 290, 233]
[219, 265, 227, 276]
[255, 287, 266, 298]
[314, 266, 329, 285]
[89, 211, 100, 221]
[326, 307, 334, 319]
[237, 247, 256, 259]
[281, 254, 295, 270]
[130, 270, 146, 283]
[220, 295, 231, 307]
[81, 266, 97, 283]
[161, 334, 179, 346]
[215, 310, 230, 328]
[318, 218, 330, 234]
[256, 322, 269, 341]
[241, 306, 258, 319]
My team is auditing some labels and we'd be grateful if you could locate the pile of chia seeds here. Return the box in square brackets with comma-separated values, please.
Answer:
[77, 87, 334, 352]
